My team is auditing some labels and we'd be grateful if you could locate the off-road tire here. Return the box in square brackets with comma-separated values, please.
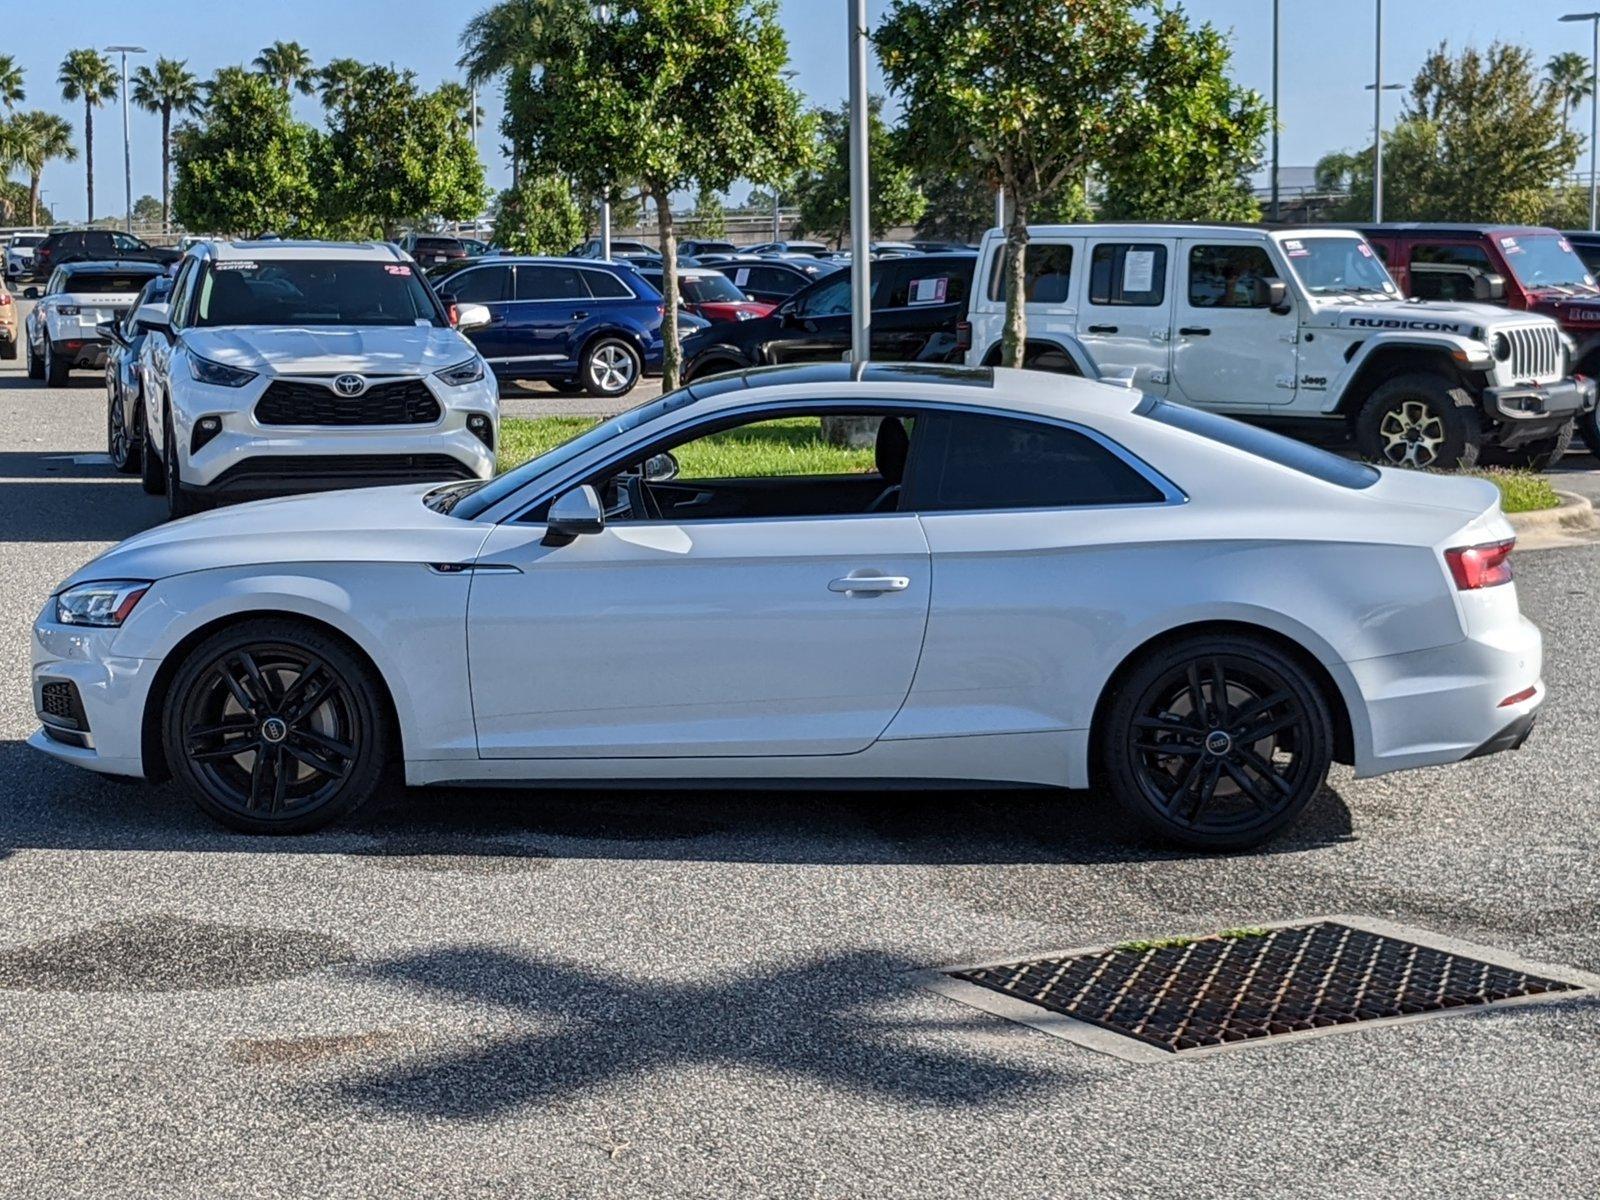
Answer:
[1354, 373, 1482, 470]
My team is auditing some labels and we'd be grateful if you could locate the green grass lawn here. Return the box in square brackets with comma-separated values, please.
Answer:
[499, 416, 877, 478]
[1470, 469, 1562, 514]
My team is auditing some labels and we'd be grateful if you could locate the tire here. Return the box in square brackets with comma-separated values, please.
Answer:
[26, 333, 44, 380]
[140, 402, 165, 495]
[581, 336, 641, 398]
[1481, 419, 1574, 473]
[1099, 633, 1334, 851]
[107, 382, 142, 474]
[161, 618, 392, 835]
[163, 406, 202, 519]
[43, 338, 69, 387]
[1354, 373, 1482, 470]
[0, 336, 16, 361]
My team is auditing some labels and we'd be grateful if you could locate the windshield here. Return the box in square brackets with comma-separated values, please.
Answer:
[445, 386, 704, 519]
[193, 259, 445, 327]
[682, 274, 746, 304]
[1280, 236, 1397, 296]
[11, 234, 44, 248]
[1497, 233, 1597, 292]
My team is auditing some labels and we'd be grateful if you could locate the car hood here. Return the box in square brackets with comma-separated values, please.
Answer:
[697, 300, 776, 321]
[182, 325, 473, 376]
[1320, 300, 1555, 333]
[59, 484, 493, 590]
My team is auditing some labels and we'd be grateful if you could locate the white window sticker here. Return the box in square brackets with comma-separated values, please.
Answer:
[384, 264, 413, 276]
[1560, 238, 1574, 252]
[1122, 250, 1156, 293]
[1357, 242, 1374, 257]
[212, 260, 257, 271]
[908, 276, 949, 305]
[1500, 236, 1522, 254]
[734, 268, 750, 286]
[1283, 238, 1310, 258]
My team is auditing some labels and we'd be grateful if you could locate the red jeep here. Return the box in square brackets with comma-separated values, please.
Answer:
[1357, 223, 1600, 455]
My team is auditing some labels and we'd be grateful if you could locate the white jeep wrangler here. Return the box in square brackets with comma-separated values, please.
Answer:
[965, 223, 1594, 470]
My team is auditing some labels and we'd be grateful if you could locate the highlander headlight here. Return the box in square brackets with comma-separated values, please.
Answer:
[435, 357, 487, 387]
[188, 354, 258, 388]
[55, 580, 151, 627]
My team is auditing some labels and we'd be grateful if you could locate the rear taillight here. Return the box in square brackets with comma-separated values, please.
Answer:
[1445, 539, 1515, 590]
[955, 319, 972, 351]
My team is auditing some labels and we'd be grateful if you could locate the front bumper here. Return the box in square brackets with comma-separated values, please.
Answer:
[1483, 376, 1596, 444]
[29, 611, 157, 779]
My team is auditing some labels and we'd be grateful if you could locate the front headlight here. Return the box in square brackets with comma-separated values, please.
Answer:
[435, 357, 486, 387]
[188, 354, 258, 388]
[55, 580, 151, 627]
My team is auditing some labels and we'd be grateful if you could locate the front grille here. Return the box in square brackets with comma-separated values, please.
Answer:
[39, 680, 87, 731]
[210, 454, 477, 490]
[945, 920, 1585, 1056]
[255, 378, 441, 427]
[1503, 325, 1561, 381]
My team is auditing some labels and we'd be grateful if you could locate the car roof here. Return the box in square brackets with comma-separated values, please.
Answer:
[1352, 222, 1556, 237]
[463, 255, 639, 271]
[196, 239, 409, 262]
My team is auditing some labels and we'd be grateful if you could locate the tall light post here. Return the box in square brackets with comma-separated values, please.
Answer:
[1368, 2, 1388, 221]
[595, 2, 612, 258]
[106, 45, 146, 233]
[1269, 0, 1280, 221]
[847, 0, 870, 364]
[1562, 12, 1600, 231]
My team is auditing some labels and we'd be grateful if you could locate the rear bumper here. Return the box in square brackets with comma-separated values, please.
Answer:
[1464, 710, 1538, 760]
[48, 337, 108, 368]
[1484, 376, 1595, 444]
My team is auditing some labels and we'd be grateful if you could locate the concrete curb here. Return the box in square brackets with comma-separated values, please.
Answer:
[1509, 490, 1598, 550]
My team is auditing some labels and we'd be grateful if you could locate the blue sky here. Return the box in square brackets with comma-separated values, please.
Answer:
[2, 0, 1595, 222]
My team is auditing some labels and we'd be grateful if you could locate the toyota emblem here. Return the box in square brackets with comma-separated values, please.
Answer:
[333, 373, 367, 397]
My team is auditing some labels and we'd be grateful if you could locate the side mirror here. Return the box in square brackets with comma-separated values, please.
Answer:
[455, 302, 491, 331]
[643, 451, 679, 483]
[96, 320, 124, 345]
[1474, 273, 1506, 302]
[542, 484, 605, 546]
[1256, 277, 1290, 312]
[133, 302, 171, 337]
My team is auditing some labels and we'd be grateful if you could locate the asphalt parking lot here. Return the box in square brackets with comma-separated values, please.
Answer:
[2, 338, 1599, 1198]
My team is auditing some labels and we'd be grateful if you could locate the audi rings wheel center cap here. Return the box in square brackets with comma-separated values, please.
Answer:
[260, 717, 289, 745]
[1204, 730, 1233, 757]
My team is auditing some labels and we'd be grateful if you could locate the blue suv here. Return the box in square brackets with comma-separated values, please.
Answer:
[430, 257, 664, 397]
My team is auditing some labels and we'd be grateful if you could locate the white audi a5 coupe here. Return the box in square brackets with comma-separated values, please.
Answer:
[31, 364, 1542, 848]
[134, 239, 499, 520]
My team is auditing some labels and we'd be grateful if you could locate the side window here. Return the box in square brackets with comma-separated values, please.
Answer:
[910, 412, 1164, 511]
[1088, 243, 1168, 307]
[87, 231, 116, 254]
[516, 264, 585, 300]
[1187, 244, 1276, 309]
[580, 269, 633, 299]
[112, 232, 144, 252]
[793, 273, 852, 317]
[168, 260, 199, 329]
[446, 266, 510, 303]
[987, 243, 1074, 304]
[880, 265, 969, 309]
[46, 269, 64, 295]
[1408, 242, 1502, 304]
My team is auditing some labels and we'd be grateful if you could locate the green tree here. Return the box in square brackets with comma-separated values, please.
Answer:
[458, 0, 584, 187]
[57, 49, 118, 221]
[254, 41, 317, 97]
[1545, 50, 1593, 134]
[793, 97, 924, 244]
[132, 57, 202, 232]
[491, 173, 585, 254]
[321, 67, 488, 237]
[131, 194, 163, 226]
[434, 81, 484, 133]
[174, 69, 323, 235]
[908, 169, 995, 244]
[4, 110, 75, 226]
[690, 189, 728, 241]
[0, 55, 24, 110]
[501, 0, 807, 389]
[1096, 8, 1267, 221]
[317, 58, 368, 117]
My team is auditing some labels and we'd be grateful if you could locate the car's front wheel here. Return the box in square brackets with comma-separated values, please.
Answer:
[582, 337, 641, 398]
[1354, 374, 1482, 470]
[162, 619, 392, 834]
[139, 402, 165, 495]
[25, 332, 44, 380]
[1100, 633, 1334, 850]
[163, 406, 202, 519]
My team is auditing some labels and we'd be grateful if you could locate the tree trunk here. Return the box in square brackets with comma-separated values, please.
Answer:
[1001, 198, 1030, 369]
[161, 106, 172, 233]
[29, 171, 40, 226]
[84, 101, 94, 222]
[655, 187, 682, 392]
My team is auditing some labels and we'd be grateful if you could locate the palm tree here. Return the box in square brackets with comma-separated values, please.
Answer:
[1547, 51, 1594, 133]
[0, 54, 25, 110]
[253, 41, 317, 97]
[316, 58, 367, 116]
[458, 0, 581, 86]
[433, 81, 483, 132]
[131, 57, 201, 232]
[9, 110, 76, 226]
[58, 49, 117, 221]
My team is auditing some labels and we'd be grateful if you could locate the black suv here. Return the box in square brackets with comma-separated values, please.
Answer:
[31, 229, 180, 280]
[682, 252, 975, 382]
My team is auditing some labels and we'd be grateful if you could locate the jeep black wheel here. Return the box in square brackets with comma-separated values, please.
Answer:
[1101, 634, 1334, 850]
[1354, 373, 1482, 470]
[163, 620, 391, 834]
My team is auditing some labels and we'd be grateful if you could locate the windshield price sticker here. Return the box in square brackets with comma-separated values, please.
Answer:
[213, 260, 257, 271]
[1122, 250, 1156, 292]
[908, 276, 949, 305]
[1560, 238, 1574, 252]
[385, 264, 413, 276]
[1501, 236, 1523, 254]
[1357, 242, 1374, 257]
[734, 268, 750, 285]
[1283, 239, 1310, 258]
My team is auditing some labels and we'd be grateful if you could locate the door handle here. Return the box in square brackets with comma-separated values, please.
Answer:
[828, 575, 910, 595]
[1086, 324, 1118, 334]
[571, 310, 590, 320]
[487, 314, 506, 325]
[1179, 326, 1211, 336]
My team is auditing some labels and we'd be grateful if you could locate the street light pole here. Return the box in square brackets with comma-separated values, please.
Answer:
[995, 186, 1004, 232]
[1270, 0, 1280, 221]
[596, 2, 613, 258]
[847, 0, 870, 364]
[1561, 12, 1600, 231]
[1371, 1, 1384, 221]
[106, 45, 145, 233]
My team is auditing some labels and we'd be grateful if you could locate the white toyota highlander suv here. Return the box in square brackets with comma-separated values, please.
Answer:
[136, 240, 499, 519]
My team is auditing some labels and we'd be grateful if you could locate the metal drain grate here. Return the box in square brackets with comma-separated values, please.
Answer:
[931, 919, 1592, 1061]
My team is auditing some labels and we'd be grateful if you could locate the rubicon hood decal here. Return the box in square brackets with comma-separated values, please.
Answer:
[1343, 315, 1472, 334]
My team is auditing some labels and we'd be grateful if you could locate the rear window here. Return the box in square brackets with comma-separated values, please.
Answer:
[64, 271, 157, 293]
[1139, 398, 1379, 489]
[413, 237, 463, 253]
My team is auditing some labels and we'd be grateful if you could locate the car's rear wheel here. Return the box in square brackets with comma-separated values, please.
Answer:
[26, 334, 44, 379]
[163, 620, 391, 835]
[0, 336, 16, 361]
[1100, 634, 1334, 850]
[582, 337, 641, 397]
[1354, 374, 1482, 470]
[43, 338, 69, 386]
[107, 383, 141, 474]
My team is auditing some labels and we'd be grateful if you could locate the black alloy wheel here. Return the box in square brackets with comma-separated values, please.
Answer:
[107, 378, 141, 473]
[1103, 635, 1333, 850]
[164, 621, 390, 834]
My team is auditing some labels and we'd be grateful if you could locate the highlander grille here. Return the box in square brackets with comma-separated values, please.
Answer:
[255, 378, 441, 427]
[1502, 325, 1561, 381]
